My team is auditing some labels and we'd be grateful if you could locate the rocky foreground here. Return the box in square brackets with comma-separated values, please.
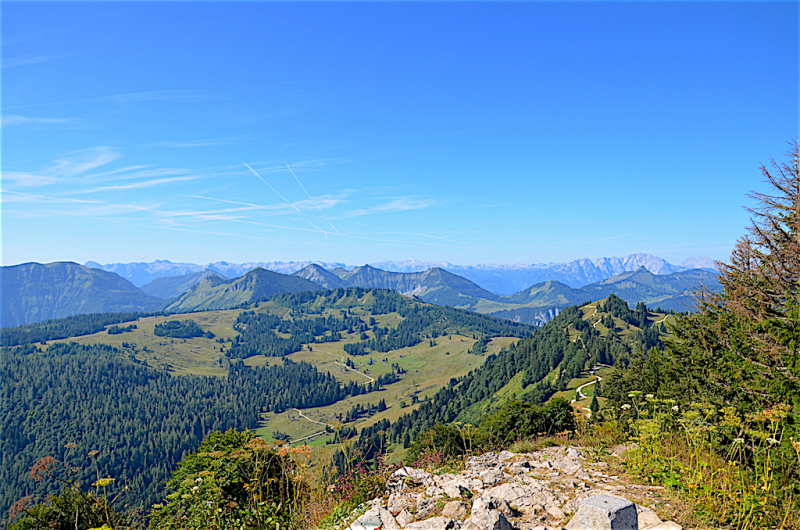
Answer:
[345, 446, 683, 530]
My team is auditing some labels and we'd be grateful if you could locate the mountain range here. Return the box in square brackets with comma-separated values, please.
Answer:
[85, 253, 717, 294]
[1, 259, 720, 327]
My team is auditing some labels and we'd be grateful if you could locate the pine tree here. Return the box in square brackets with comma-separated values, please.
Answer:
[668, 141, 800, 410]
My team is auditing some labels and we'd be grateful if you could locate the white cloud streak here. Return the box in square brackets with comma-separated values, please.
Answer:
[2, 114, 77, 126]
[76, 176, 198, 194]
[341, 198, 436, 218]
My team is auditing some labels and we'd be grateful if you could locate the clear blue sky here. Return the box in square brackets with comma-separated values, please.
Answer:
[3, 1, 798, 267]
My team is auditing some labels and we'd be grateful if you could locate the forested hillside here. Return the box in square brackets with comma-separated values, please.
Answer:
[1, 287, 534, 524]
[331, 294, 667, 470]
[0, 342, 385, 519]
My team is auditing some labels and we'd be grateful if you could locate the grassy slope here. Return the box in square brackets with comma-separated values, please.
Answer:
[43, 300, 523, 456]
[456, 300, 669, 422]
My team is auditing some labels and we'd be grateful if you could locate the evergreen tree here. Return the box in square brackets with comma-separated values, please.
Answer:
[667, 142, 800, 410]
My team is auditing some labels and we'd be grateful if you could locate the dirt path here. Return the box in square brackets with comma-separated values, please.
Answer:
[570, 366, 605, 405]
[315, 348, 375, 383]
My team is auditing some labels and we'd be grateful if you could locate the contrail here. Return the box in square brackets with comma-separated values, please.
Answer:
[308, 220, 330, 237]
[327, 221, 342, 236]
[243, 161, 300, 212]
[284, 160, 343, 236]
[284, 160, 323, 212]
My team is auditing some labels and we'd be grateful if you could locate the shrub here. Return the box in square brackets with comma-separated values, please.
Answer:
[149, 429, 305, 530]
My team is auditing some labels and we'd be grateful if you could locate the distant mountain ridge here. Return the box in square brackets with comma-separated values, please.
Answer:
[86, 253, 717, 294]
[484, 267, 720, 324]
[0, 262, 164, 328]
[374, 254, 717, 294]
[295, 265, 501, 308]
[4, 256, 719, 327]
[291, 264, 720, 325]
[164, 268, 324, 313]
[85, 260, 348, 287]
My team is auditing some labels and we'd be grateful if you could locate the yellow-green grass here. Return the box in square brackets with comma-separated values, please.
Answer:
[44, 309, 244, 376]
[258, 334, 489, 446]
[552, 389, 578, 402]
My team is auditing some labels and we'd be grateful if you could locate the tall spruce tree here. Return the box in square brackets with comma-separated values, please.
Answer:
[667, 141, 800, 410]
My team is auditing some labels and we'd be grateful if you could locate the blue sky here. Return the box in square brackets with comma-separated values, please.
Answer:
[2, 1, 798, 267]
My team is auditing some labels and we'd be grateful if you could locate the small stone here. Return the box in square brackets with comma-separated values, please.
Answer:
[349, 507, 383, 529]
[479, 468, 505, 485]
[636, 506, 663, 530]
[425, 486, 444, 497]
[462, 508, 512, 530]
[564, 495, 638, 530]
[441, 500, 468, 520]
[396, 508, 415, 527]
[546, 504, 566, 520]
[379, 507, 402, 530]
[416, 497, 441, 520]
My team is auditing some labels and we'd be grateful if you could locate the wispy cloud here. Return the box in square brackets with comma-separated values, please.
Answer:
[341, 198, 435, 218]
[1, 190, 103, 205]
[49, 146, 121, 179]
[186, 193, 345, 215]
[3, 53, 76, 69]
[2, 171, 61, 188]
[2, 114, 78, 126]
[76, 176, 198, 194]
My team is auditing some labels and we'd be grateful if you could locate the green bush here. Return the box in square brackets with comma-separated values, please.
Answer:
[477, 399, 577, 448]
[149, 429, 302, 530]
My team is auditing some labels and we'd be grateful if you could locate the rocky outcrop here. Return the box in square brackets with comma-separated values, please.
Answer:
[345, 447, 682, 530]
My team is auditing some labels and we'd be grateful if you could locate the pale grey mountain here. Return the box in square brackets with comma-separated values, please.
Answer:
[368, 259, 450, 273]
[87, 253, 715, 296]
[86, 260, 347, 287]
[680, 256, 719, 270]
[85, 260, 208, 287]
[295, 263, 719, 326]
[445, 253, 694, 294]
[207, 261, 348, 278]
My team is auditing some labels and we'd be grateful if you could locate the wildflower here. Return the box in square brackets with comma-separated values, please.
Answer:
[672, 406, 679, 412]
[627, 391, 642, 397]
[92, 477, 115, 488]
[645, 394, 654, 400]
[621, 404, 632, 410]
[733, 438, 745, 444]
[766, 437, 780, 445]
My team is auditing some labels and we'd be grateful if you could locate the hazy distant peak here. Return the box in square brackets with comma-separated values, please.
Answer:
[680, 256, 719, 270]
